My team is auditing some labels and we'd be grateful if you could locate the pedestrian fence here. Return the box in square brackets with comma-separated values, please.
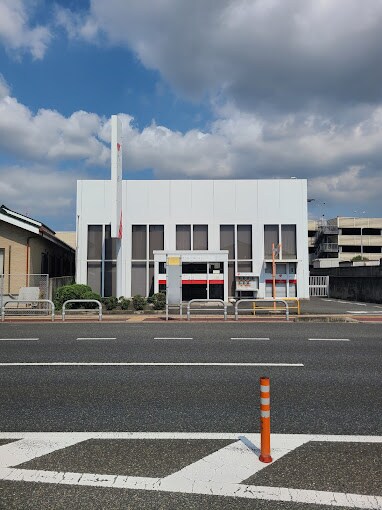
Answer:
[1, 300, 55, 322]
[252, 297, 300, 315]
[309, 276, 329, 297]
[186, 299, 227, 321]
[62, 300, 102, 321]
[235, 299, 290, 321]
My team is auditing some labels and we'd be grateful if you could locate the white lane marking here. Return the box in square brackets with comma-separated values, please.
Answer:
[0, 467, 380, 508]
[0, 338, 39, 341]
[231, 337, 270, 340]
[0, 437, 89, 468]
[308, 338, 350, 342]
[1, 432, 381, 442]
[160, 437, 301, 489]
[0, 362, 304, 367]
[0, 433, 380, 508]
[352, 303, 367, 306]
[153, 337, 193, 340]
[348, 311, 382, 315]
[76, 338, 117, 341]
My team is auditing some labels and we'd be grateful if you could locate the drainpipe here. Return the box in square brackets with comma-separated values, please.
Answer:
[26, 236, 35, 286]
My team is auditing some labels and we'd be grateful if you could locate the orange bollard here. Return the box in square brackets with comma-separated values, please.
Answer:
[259, 376, 273, 463]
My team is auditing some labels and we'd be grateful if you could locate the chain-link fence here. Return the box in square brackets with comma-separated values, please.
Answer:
[49, 276, 74, 301]
[0, 274, 50, 317]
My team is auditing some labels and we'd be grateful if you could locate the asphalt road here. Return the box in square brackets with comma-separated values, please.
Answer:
[0, 322, 381, 509]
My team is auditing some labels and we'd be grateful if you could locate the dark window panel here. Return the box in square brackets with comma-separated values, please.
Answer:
[264, 225, 279, 258]
[131, 262, 147, 296]
[105, 225, 117, 260]
[281, 225, 297, 258]
[87, 262, 102, 294]
[87, 225, 102, 260]
[176, 225, 191, 250]
[149, 225, 164, 259]
[220, 225, 235, 259]
[237, 225, 252, 259]
[193, 225, 208, 250]
[132, 225, 147, 260]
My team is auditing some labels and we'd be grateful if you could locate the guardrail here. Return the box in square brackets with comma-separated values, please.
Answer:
[235, 299, 289, 321]
[252, 297, 300, 315]
[62, 300, 102, 321]
[1, 299, 55, 322]
[187, 299, 227, 321]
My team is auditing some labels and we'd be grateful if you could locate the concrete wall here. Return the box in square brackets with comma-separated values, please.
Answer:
[310, 264, 382, 303]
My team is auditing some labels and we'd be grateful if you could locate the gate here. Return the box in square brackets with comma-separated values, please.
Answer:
[309, 276, 329, 297]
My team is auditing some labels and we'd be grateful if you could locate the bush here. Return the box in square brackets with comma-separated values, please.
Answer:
[151, 292, 166, 310]
[119, 297, 131, 310]
[54, 284, 93, 309]
[132, 295, 146, 311]
[351, 255, 369, 262]
[82, 290, 102, 309]
[102, 296, 118, 310]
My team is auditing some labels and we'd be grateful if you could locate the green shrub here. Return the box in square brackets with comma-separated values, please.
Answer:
[102, 296, 118, 310]
[132, 295, 146, 311]
[119, 297, 131, 310]
[82, 291, 102, 309]
[151, 292, 166, 310]
[54, 284, 92, 309]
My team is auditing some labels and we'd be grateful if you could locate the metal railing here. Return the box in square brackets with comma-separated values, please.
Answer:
[62, 300, 102, 321]
[1, 300, 55, 322]
[235, 299, 289, 321]
[309, 276, 329, 297]
[186, 299, 227, 321]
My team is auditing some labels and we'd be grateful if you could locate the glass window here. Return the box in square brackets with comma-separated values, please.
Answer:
[264, 225, 279, 258]
[220, 225, 235, 259]
[193, 225, 208, 250]
[149, 225, 164, 259]
[0, 248, 4, 275]
[131, 262, 147, 296]
[132, 225, 147, 260]
[176, 225, 191, 250]
[87, 262, 102, 294]
[281, 225, 297, 259]
[228, 262, 235, 296]
[104, 261, 116, 297]
[237, 225, 252, 259]
[149, 262, 154, 296]
[105, 225, 117, 260]
[87, 225, 102, 259]
[238, 261, 252, 272]
[159, 262, 166, 274]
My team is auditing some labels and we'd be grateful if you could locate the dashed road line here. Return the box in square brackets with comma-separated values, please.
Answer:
[76, 337, 117, 341]
[154, 337, 193, 340]
[308, 338, 350, 342]
[231, 337, 270, 340]
[0, 338, 39, 341]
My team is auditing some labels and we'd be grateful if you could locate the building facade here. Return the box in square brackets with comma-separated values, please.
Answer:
[309, 217, 382, 265]
[0, 205, 75, 295]
[76, 179, 309, 300]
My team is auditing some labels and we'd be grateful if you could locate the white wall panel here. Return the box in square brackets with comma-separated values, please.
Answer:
[213, 181, 236, 221]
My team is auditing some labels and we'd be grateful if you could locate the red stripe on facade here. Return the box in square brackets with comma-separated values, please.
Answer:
[158, 279, 224, 285]
[265, 279, 297, 284]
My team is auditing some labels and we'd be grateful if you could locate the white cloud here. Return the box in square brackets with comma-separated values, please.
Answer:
[0, 164, 78, 219]
[0, 93, 110, 164]
[1, 85, 381, 219]
[0, 0, 51, 59]
[72, 0, 382, 110]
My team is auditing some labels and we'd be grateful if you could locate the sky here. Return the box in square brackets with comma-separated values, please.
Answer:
[0, 0, 382, 231]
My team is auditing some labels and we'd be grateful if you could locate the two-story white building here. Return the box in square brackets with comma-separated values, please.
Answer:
[76, 117, 309, 301]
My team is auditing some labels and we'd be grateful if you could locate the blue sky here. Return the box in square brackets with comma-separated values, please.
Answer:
[0, 0, 382, 230]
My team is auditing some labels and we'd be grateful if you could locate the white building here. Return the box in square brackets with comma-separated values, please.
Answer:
[76, 117, 309, 301]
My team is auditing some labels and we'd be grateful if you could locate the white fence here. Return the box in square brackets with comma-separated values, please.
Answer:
[309, 276, 329, 297]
